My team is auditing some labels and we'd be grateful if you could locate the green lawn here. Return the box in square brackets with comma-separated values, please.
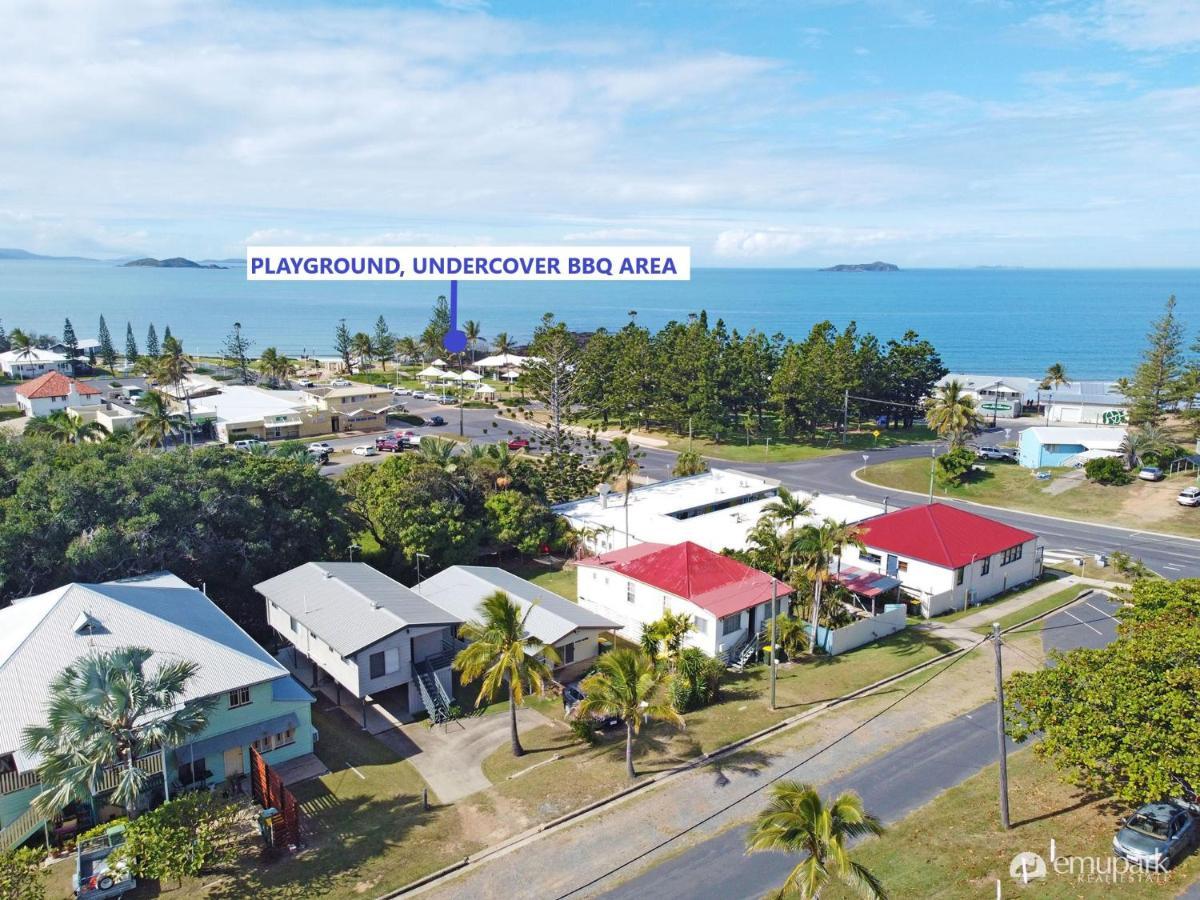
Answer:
[928, 574, 1060, 624]
[821, 748, 1200, 899]
[501, 558, 578, 601]
[662, 425, 938, 463]
[860, 457, 1200, 539]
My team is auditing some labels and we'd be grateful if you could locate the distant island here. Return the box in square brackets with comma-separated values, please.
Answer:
[121, 257, 226, 269]
[819, 261, 899, 272]
[0, 247, 96, 261]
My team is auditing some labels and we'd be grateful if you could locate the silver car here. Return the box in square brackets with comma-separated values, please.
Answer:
[1178, 487, 1200, 507]
[1113, 801, 1197, 870]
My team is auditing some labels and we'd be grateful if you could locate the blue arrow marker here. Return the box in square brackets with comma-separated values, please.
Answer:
[443, 279, 468, 353]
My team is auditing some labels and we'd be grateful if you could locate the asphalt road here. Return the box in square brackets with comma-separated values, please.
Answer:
[598, 595, 1122, 900]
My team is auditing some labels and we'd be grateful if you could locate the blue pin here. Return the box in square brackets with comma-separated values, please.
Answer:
[443, 280, 468, 353]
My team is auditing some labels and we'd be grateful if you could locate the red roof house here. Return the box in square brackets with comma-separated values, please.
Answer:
[578, 541, 792, 618]
[857, 503, 1036, 569]
[14, 372, 101, 401]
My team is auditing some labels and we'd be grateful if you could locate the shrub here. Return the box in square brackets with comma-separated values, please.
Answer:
[0, 847, 47, 899]
[935, 447, 977, 486]
[669, 647, 724, 712]
[569, 717, 599, 745]
[1084, 456, 1130, 485]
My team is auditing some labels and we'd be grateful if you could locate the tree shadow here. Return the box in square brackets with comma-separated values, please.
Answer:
[708, 748, 774, 788]
[1010, 791, 1105, 829]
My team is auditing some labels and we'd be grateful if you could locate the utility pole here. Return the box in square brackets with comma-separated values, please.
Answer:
[928, 445, 936, 504]
[769, 578, 778, 711]
[841, 389, 849, 445]
[992, 622, 1011, 830]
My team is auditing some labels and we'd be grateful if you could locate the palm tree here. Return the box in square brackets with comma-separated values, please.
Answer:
[493, 331, 513, 356]
[417, 436, 459, 470]
[257, 346, 282, 386]
[652, 609, 693, 670]
[7, 328, 36, 361]
[747, 780, 886, 900]
[763, 487, 813, 532]
[453, 591, 558, 756]
[576, 649, 683, 779]
[1122, 424, 1174, 468]
[25, 411, 106, 445]
[1043, 362, 1069, 391]
[790, 520, 840, 653]
[133, 391, 185, 448]
[746, 519, 788, 579]
[394, 336, 419, 365]
[923, 379, 983, 448]
[22, 647, 214, 820]
[152, 335, 195, 444]
[352, 332, 374, 371]
[600, 437, 643, 548]
[464, 320, 482, 364]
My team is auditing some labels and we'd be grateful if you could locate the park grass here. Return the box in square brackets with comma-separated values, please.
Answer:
[821, 748, 1200, 899]
[859, 457, 1200, 539]
[661, 424, 938, 463]
[479, 627, 957, 827]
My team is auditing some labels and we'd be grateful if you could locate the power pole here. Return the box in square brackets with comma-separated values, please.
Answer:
[928, 445, 936, 504]
[992, 622, 1011, 830]
[841, 389, 849, 445]
[769, 578, 778, 710]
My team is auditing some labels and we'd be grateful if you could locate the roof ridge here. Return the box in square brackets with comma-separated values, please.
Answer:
[310, 561, 409, 624]
[926, 505, 954, 567]
[0, 584, 73, 671]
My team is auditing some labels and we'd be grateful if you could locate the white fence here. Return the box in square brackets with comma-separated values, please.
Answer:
[809, 604, 907, 656]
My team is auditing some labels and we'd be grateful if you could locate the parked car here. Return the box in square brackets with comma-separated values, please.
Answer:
[411, 391, 427, 400]
[330, 378, 352, 387]
[391, 387, 410, 396]
[508, 437, 530, 450]
[1113, 801, 1198, 870]
[374, 436, 403, 452]
[297, 379, 315, 388]
[1178, 487, 1200, 507]
[1139, 466, 1165, 482]
[351, 444, 378, 456]
[307, 442, 333, 453]
[307, 448, 331, 465]
[233, 438, 266, 451]
[426, 415, 446, 426]
[975, 446, 1009, 460]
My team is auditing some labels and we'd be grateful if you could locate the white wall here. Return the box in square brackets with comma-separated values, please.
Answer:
[824, 606, 906, 655]
[268, 600, 363, 694]
[842, 538, 1041, 618]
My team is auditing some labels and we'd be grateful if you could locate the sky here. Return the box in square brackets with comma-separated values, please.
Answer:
[1, 0, 1198, 267]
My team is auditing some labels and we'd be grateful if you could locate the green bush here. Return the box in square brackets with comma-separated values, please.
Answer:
[1084, 456, 1131, 485]
[669, 647, 724, 712]
[569, 717, 599, 745]
[935, 447, 977, 486]
[390, 413, 423, 425]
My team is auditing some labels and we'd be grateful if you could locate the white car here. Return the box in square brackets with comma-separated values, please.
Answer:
[351, 444, 378, 456]
[392, 387, 411, 396]
[1178, 487, 1200, 507]
[307, 442, 333, 453]
[233, 438, 266, 451]
[411, 391, 427, 400]
[330, 378, 351, 387]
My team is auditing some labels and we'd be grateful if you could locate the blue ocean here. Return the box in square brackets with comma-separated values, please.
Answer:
[1, 260, 1197, 380]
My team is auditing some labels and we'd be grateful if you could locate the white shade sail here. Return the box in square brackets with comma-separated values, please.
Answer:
[459, 370, 482, 381]
[475, 353, 527, 368]
[417, 366, 445, 377]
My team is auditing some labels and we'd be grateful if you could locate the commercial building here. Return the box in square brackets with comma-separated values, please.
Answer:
[0, 573, 316, 850]
[299, 384, 395, 433]
[554, 469, 882, 554]
[13, 371, 102, 417]
[938, 374, 1032, 419]
[938, 373, 1131, 425]
[837, 503, 1041, 618]
[576, 541, 791, 663]
[1017, 426, 1127, 468]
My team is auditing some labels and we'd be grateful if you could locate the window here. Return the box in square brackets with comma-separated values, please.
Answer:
[369, 651, 386, 679]
[253, 727, 297, 754]
[177, 758, 207, 786]
[560, 642, 575, 665]
[288, 615, 299, 633]
[721, 614, 742, 636]
[897, 561, 908, 573]
[0, 753, 15, 775]
[955, 567, 965, 586]
[228, 686, 251, 709]
[861, 551, 882, 565]
[625, 582, 635, 604]
[693, 616, 708, 634]
[980, 556, 991, 576]
[1001, 545, 1024, 566]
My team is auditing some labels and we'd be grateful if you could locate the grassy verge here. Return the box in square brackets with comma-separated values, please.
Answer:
[928, 574, 1061, 624]
[822, 748, 1199, 899]
[860, 457, 1200, 539]
[660, 425, 938, 463]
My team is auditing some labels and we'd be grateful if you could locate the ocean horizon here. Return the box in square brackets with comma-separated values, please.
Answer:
[1, 260, 1197, 381]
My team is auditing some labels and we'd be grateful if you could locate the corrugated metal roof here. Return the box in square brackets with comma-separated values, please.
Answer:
[415, 566, 620, 646]
[0, 572, 289, 768]
[254, 562, 461, 657]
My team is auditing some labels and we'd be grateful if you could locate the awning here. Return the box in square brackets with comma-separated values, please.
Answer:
[175, 712, 299, 761]
[271, 676, 314, 703]
[832, 565, 902, 598]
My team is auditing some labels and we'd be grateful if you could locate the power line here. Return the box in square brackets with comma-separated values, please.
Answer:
[556, 637, 988, 899]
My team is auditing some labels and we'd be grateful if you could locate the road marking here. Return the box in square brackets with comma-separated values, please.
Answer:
[1163, 564, 1183, 571]
[1066, 609, 1103, 635]
[1084, 601, 1118, 621]
[347, 763, 366, 780]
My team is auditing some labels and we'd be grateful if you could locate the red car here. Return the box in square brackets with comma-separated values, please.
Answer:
[374, 436, 403, 452]
[508, 437, 530, 450]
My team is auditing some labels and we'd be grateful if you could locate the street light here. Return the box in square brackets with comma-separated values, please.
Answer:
[348, 541, 361, 562]
[414, 552, 430, 588]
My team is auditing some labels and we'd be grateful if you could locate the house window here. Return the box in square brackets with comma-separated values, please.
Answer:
[228, 686, 251, 709]
[897, 561, 908, 573]
[369, 651, 386, 679]
[0, 753, 15, 775]
[253, 727, 296, 754]
[721, 614, 741, 636]
[693, 616, 707, 634]
[861, 551, 882, 565]
[981, 556, 991, 576]
[955, 567, 965, 586]
[288, 615, 299, 633]
[560, 642, 575, 665]
[1001, 545, 1023, 566]
[625, 582, 635, 604]
[178, 758, 208, 786]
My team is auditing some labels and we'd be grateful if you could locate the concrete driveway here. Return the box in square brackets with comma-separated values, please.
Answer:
[378, 706, 554, 804]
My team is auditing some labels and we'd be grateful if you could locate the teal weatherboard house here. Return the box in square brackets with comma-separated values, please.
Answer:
[0, 572, 316, 850]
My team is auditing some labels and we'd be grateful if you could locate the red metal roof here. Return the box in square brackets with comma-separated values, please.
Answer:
[578, 541, 793, 618]
[14, 371, 101, 400]
[858, 503, 1036, 570]
[832, 565, 901, 598]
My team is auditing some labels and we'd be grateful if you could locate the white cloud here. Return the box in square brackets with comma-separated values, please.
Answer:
[1027, 0, 1200, 51]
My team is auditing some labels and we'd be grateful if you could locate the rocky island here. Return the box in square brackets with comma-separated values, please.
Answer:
[819, 261, 899, 272]
[121, 257, 226, 269]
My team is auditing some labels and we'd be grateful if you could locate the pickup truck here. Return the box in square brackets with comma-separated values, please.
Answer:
[73, 828, 135, 898]
[374, 435, 404, 452]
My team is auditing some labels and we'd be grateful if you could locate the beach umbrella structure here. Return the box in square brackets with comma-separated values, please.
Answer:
[459, 370, 483, 382]
[430, 358, 448, 368]
[475, 383, 497, 396]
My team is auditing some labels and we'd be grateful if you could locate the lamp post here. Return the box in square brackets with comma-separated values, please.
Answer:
[769, 578, 779, 711]
[415, 552, 429, 588]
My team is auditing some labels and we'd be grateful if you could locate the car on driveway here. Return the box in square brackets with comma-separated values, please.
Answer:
[1113, 800, 1198, 870]
[1178, 486, 1200, 507]
[975, 446, 1010, 460]
[507, 437, 530, 450]
[351, 444, 378, 456]
[426, 415, 446, 426]
[1139, 466, 1165, 482]
[330, 378, 351, 387]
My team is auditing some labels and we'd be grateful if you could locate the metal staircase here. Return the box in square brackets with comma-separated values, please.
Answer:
[415, 657, 454, 725]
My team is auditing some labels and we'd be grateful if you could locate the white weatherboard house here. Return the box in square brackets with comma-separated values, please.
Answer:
[939, 374, 1034, 419]
[554, 469, 882, 554]
[13, 371, 103, 417]
[838, 503, 1042, 618]
[416, 566, 621, 682]
[0, 573, 317, 851]
[0, 348, 70, 379]
[577, 541, 792, 664]
[256, 562, 462, 726]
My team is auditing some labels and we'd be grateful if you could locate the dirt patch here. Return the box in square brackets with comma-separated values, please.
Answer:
[455, 793, 531, 846]
[1117, 477, 1193, 524]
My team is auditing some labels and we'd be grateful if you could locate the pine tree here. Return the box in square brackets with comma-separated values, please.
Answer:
[1127, 295, 1186, 427]
[145, 323, 159, 357]
[223, 321, 253, 384]
[125, 322, 139, 361]
[163, 324, 173, 343]
[97, 316, 116, 370]
[0, 321, 8, 353]
[372, 315, 394, 371]
[334, 319, 354, 374]
[61, 318, 80, 373]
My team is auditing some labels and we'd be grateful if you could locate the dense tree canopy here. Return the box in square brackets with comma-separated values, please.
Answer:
[1005, 578, 1200, 803]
